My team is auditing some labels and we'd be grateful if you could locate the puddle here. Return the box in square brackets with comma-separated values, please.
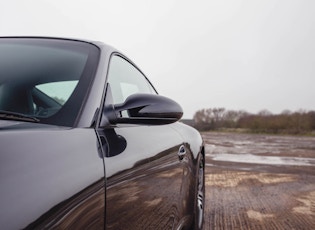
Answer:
[210, 153, 314, 166]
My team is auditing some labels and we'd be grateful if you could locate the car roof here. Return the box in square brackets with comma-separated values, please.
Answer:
[0, 36, 117, 52]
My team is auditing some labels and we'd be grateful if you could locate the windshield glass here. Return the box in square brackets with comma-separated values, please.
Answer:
[0, 38, 99, 126]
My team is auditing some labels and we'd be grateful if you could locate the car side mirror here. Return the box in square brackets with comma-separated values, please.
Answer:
[101, 84, 183, 126]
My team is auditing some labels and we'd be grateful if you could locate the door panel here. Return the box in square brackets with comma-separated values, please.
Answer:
[0, 127, 105, 229]
[100, 125, 192, 229]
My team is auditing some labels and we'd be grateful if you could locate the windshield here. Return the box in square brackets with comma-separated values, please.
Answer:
[0, 38, 99, 127]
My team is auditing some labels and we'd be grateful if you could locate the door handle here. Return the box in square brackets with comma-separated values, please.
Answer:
[178, 145, 186, 160]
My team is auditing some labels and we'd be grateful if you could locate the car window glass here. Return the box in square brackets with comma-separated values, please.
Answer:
[107, 55, 156, 104]
[0, 38, 100, 127]
[35, 81, 78, 105]
[31, 80, 79, 117]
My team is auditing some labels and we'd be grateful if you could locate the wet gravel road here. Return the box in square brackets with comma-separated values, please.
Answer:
[202, 132, 315, 230]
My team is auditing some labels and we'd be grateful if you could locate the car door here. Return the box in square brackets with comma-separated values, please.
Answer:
[96, 55, 194, 229]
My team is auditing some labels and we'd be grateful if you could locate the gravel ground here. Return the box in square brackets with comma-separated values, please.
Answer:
[202, 132, 315, 230]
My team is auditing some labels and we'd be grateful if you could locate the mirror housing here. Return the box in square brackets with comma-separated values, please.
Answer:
[102, 88, 183, 126]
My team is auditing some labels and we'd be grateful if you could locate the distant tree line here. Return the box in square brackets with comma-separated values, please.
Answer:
[193, 108, 315, 135]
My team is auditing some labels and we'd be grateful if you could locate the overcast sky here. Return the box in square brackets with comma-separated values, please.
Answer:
[1, 0, 314, 118]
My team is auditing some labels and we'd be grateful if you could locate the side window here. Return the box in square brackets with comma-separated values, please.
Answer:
[33, 80, 78, 117]
[107, 55, 156, 104]
[35, 81, 78, 105]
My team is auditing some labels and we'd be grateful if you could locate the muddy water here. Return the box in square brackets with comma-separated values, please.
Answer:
[202, 132, 315, 230]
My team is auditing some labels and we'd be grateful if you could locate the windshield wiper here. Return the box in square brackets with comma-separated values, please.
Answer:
[0, 110, 40, 123]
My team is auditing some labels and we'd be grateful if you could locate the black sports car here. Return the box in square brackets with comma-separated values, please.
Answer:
[0, 37, 205, 230]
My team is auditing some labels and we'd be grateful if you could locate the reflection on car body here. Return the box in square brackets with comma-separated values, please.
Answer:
[0, 37, 205, 229]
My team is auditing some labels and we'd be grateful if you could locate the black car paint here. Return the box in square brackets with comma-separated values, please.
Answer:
[101, 123, 202, 229]
[0, 121, 105, 229]
[0, 37, 204, 229]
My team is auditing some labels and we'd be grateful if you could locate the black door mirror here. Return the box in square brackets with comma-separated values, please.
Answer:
[102, 84, 183, 126]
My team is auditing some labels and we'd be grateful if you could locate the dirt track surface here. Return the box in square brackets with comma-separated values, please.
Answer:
[202, 132, 315, 230]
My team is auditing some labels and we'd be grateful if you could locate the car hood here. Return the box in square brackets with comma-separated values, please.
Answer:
[0, 120, 67, 131]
